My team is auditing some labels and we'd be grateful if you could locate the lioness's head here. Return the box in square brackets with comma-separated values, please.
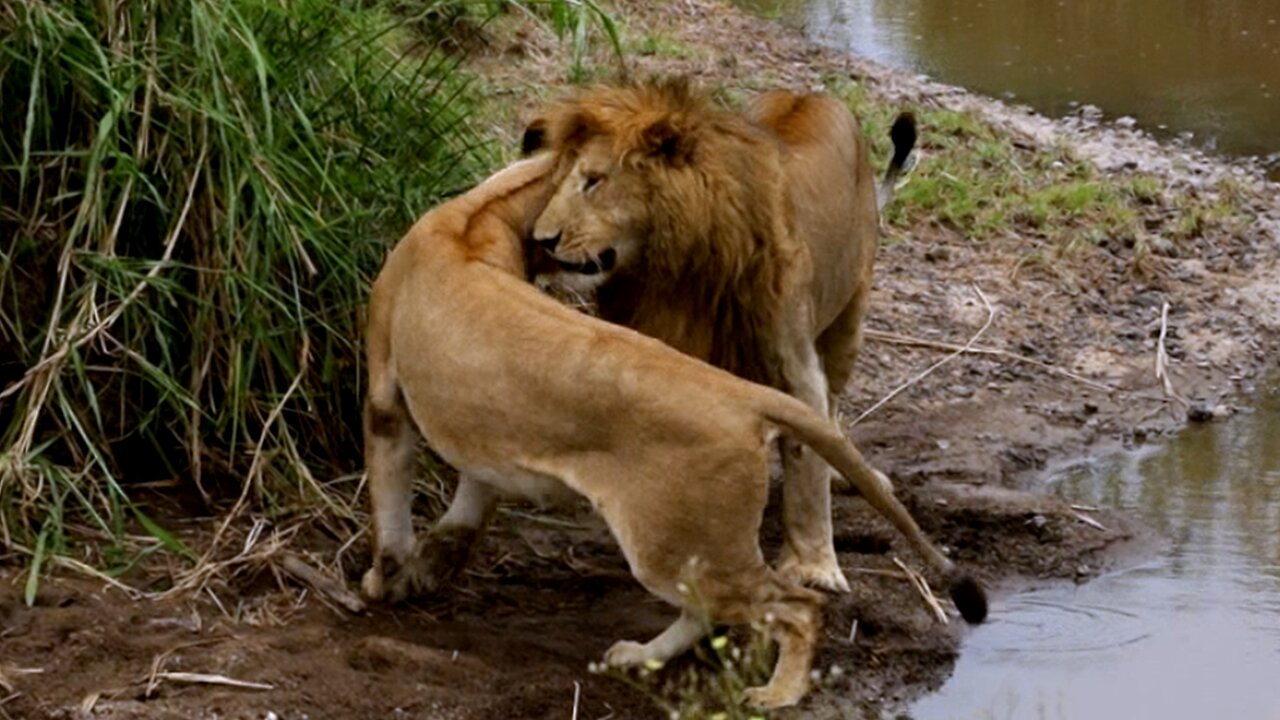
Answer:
[523, 81, 712, 293]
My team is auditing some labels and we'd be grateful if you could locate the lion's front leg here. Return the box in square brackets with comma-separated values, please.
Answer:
[775, 337, 850, 593]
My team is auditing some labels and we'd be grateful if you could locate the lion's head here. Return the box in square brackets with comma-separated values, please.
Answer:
[524, 80, 797, 309]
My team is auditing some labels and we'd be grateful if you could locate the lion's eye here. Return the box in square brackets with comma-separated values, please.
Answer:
[583, 174, 604, 193]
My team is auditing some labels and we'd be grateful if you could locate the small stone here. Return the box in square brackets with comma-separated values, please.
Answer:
[1149, 236, 1179, 258]
[1187, 402, 1233, 423]
[924, 246, 951, 262]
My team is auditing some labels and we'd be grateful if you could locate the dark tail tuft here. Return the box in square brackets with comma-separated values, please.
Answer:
[889, 111, 917, 170]
[949, 573, 988, 625]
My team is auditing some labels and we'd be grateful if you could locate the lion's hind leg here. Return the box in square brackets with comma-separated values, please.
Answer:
[776, 340, 849, 593]
[816, 285, 870, 400]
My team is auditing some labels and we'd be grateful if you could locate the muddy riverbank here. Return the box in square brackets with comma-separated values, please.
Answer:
[3, 1, 1278, 718]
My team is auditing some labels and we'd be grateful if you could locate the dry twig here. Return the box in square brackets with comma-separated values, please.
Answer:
[866, 331, 1141, 397]
[1154, 301, 1188, 406]
[1072, 512, 1108, 531]
[853, 284, 996, 425]
[153, 672, 273, 691]
[278, 552, 366, 613]
[892, 557, 949, 625]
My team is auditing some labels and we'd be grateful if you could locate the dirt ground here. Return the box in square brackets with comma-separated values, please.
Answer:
[4, 1, 1279, 719]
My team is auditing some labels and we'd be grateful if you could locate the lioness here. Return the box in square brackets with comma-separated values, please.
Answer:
[361, 154, 986, 708]
[525, 80, 916, 592]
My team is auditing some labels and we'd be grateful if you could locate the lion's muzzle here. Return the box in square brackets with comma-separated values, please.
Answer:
[554, 246, 616, 276]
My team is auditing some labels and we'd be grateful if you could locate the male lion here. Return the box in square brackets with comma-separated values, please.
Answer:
[525, 80, 916, 592]
[361, 154, 985, 708]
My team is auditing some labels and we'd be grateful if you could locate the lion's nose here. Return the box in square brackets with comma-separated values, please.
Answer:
[535, 233, 561, 252]
[598, 247, 617, 272]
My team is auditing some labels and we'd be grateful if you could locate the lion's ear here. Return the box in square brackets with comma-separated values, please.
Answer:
[521, 117, 548, 156]
[640, 116, 695, 164]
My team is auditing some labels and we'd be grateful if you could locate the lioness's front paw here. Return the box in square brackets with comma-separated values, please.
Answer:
[778, 554, 850, 593]
[604, 640, 650, 667]
[361, 566, 386, 601]
[743, 683, 804, 710]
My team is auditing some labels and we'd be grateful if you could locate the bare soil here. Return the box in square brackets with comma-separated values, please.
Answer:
[3, 1, 1278, 719]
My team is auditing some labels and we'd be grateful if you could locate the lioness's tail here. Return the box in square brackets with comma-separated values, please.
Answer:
[876, 112, 917, 212]
[759, 391, 988, 625]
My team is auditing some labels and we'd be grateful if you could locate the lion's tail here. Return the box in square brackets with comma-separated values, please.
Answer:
[876, 111, 917, 212]
[758, 390, 988, 625]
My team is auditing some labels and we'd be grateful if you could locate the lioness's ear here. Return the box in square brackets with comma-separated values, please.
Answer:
[521, 117, 548, 156]
[640, 116, 695, 164]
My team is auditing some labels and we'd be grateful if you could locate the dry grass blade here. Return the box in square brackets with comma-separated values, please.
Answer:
[51, 555, 152, 600]
[892, 557, 949, 625]
[1072, 512, 1108, 531]
[853, 284, 996, 425]
[1154, 301, 1188, 406]
[0, 666, 44, 694]
[863, 330, 1170, 401]
[845, 566, 912, 581]
[278, 552, 366, 614]
[153, 672, 273, 691]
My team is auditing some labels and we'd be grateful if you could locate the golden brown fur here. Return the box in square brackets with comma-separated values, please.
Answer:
[361, 154, 984, 709]
[527, 80, 914, 591]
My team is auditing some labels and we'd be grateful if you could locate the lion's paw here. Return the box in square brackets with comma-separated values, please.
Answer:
[604, 640, 651, 667]
[778, 555, 850, 593]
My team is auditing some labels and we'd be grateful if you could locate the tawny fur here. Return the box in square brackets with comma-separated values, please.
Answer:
[529, 80, 906, 591]
[360, 154, 983, 710]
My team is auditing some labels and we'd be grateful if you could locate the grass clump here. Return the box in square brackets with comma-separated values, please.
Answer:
[0, 0, 491, 575]
[822, 74, 1254, 271]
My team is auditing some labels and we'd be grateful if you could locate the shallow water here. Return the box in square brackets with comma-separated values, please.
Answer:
[908, 386, 1280, 720]
[737, 0, 1280, 173]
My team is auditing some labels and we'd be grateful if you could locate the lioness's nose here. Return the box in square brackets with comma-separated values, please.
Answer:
[535, 232, 561, 251]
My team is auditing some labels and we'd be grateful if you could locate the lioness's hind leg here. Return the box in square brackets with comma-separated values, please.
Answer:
[705, 568, 823, 709]
[605, 610, 704, 668]
[417, 476, 498, 591]
[361, 392, 420, 602]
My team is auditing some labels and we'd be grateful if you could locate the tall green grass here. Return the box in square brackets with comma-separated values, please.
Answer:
[0, 0, 493, 569]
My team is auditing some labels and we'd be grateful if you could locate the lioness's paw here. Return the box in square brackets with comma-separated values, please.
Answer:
[778, 555, 851, 593]
[604, 640, 651, 667]
[743, 684, 803, 710]
[361, 566, 386, 601]
[418, 529, 477, 587]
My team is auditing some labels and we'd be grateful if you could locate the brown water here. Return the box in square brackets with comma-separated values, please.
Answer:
[910, 386, 1280, 720]
[738, 0, 1280, 173]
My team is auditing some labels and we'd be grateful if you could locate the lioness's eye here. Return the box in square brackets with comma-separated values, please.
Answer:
[583, 173, 604, 193]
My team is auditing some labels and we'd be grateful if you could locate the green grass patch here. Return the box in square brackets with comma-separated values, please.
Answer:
[821, 74, 1254, 266]
[0, 0, 495, 571]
